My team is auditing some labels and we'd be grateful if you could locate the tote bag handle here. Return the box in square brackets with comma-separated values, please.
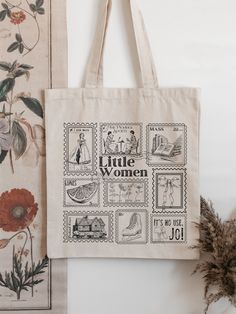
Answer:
[84, 0, 158, 89]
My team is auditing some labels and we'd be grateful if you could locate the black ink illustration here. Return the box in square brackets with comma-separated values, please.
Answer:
[122, 213, 142, 241]
[100, 123, 142, 156]
[152, 168, 187, 213]
[64, 178, 99, 207]
[69, 132, 91, 165]
[116, 210, 147, 244]
[64, 123, 97, 176]
[104, 179, 148, 207]
[152, 219, 168, 241]
[64, 211, 113, 243]
[147, 124, 187, 166]
[151, 215, 186, 243]
[72, 216, 106, 240]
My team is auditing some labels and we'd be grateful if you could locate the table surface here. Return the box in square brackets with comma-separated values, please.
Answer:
[67, 1, 236, 313]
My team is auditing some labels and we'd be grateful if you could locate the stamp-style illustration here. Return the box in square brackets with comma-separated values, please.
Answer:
[103, 179, 148, 207]
[100, 123, 142, 156]
[152, 168, 187, 213]
[64, 178, 100, 207]
[151, 215, 186, 243]
[63, 211, 113, 242]
[116, 210, 148, 244]
[146, 124, 187, 166]
[64, 123, 97, 175]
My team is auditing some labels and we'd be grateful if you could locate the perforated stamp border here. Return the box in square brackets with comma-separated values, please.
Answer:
[63, 211, 113, 243]
[146, 123, 187, 167]
[99, 122, 143, 157]
[150, 213, 187, 244]
[103, 178, 149, 207]
[115, 209, 148, 244]
[63, 123, 97, 176]
[63, 178, 100, 207]
[152, 168, 187, 214]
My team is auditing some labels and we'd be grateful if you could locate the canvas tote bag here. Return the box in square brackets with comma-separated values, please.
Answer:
[45, 0, 200, 259]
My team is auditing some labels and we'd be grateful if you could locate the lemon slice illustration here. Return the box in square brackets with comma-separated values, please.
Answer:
[67, 182, 98, 204]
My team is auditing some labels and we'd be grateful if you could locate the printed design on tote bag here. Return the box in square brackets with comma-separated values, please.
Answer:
[63, 211, 113, 243]
[151, 214, 187, 243]
[115, 209, 148, 244]
[103, 178, 148, 207]
[146, 124, 187, 166]
[100, 123, 142, 156]
[0, 0, 45, 56]
[63, 178, 100, 207]
[0, 61, 45, 173]
[152, 168, 187, 213]
[0, 189, 50, 307]
[64, 123, 97, 176]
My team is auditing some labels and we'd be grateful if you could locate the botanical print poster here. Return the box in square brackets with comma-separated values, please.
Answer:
[0, 0, 67, 312]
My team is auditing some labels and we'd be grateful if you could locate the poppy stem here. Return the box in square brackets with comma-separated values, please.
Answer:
[9, 150, 14, 174]
[9, 231, 28, 259]
[20, 231, 28, 259]
[12, 244, 15, 276]
[27, 227, 34, 297]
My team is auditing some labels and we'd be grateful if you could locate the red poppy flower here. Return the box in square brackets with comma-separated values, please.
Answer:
[0, 189, 38, 232]
[10, 11, 26, 25]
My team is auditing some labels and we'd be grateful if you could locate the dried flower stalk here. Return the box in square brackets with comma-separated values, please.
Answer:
[193, 197, 236, 313]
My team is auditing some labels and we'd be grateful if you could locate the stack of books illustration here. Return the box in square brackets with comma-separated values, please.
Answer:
[151, 135, 182, 160]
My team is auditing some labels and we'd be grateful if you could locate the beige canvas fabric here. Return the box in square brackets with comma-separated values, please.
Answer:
[46, 0, 200, 260]
[0, 0, 67, 312]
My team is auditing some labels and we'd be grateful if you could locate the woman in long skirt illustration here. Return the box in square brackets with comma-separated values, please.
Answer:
[69, 133, 91, 165]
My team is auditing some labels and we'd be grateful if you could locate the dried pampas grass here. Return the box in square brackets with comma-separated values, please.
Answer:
[193, 197, 236, 313]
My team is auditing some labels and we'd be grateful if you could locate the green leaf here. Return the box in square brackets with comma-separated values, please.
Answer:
[10, 60, 17, 72]
[11, 272, 19, 291]
[19, 43, 24, 54]
[15, 33, 22, 42]
[1, 3, 8, 10]
[19, 97, 43, 118]
[7, 42, 19, 53]
[6, 9, 11, 18]
[5, 272, 13, 291]
[0, 61, 11, 71]
[12, 121, 27, 160]
[0, 150, 8, 164]
[19, 64, 34, 70]
[0, 95, 6, 102]
[14, 68, 26, 77]
[29, 3, 36, 12]
[0, 78, 15, 99]
[31, 279, 44, 285]
[0, 10, 6, 21]
[36, 0, 44, 7]
[36, 7, 44, 14]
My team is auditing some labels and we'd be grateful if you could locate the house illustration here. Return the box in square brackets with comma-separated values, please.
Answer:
[73, 216, 107, 239]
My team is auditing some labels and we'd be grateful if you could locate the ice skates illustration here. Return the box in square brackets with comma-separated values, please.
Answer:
[122, 213, 142, 242]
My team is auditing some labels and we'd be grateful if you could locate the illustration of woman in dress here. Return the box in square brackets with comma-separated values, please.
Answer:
[104, 131, 117, 154]
[69, 133, 91, 165]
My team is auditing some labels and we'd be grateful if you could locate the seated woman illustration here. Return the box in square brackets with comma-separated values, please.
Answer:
[69, 133, 91, 166]
[104, 131, 118, 154]
[125, 130, 138, 154]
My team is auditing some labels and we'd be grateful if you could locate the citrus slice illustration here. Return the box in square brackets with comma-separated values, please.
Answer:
[67, 182, 98, 204]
